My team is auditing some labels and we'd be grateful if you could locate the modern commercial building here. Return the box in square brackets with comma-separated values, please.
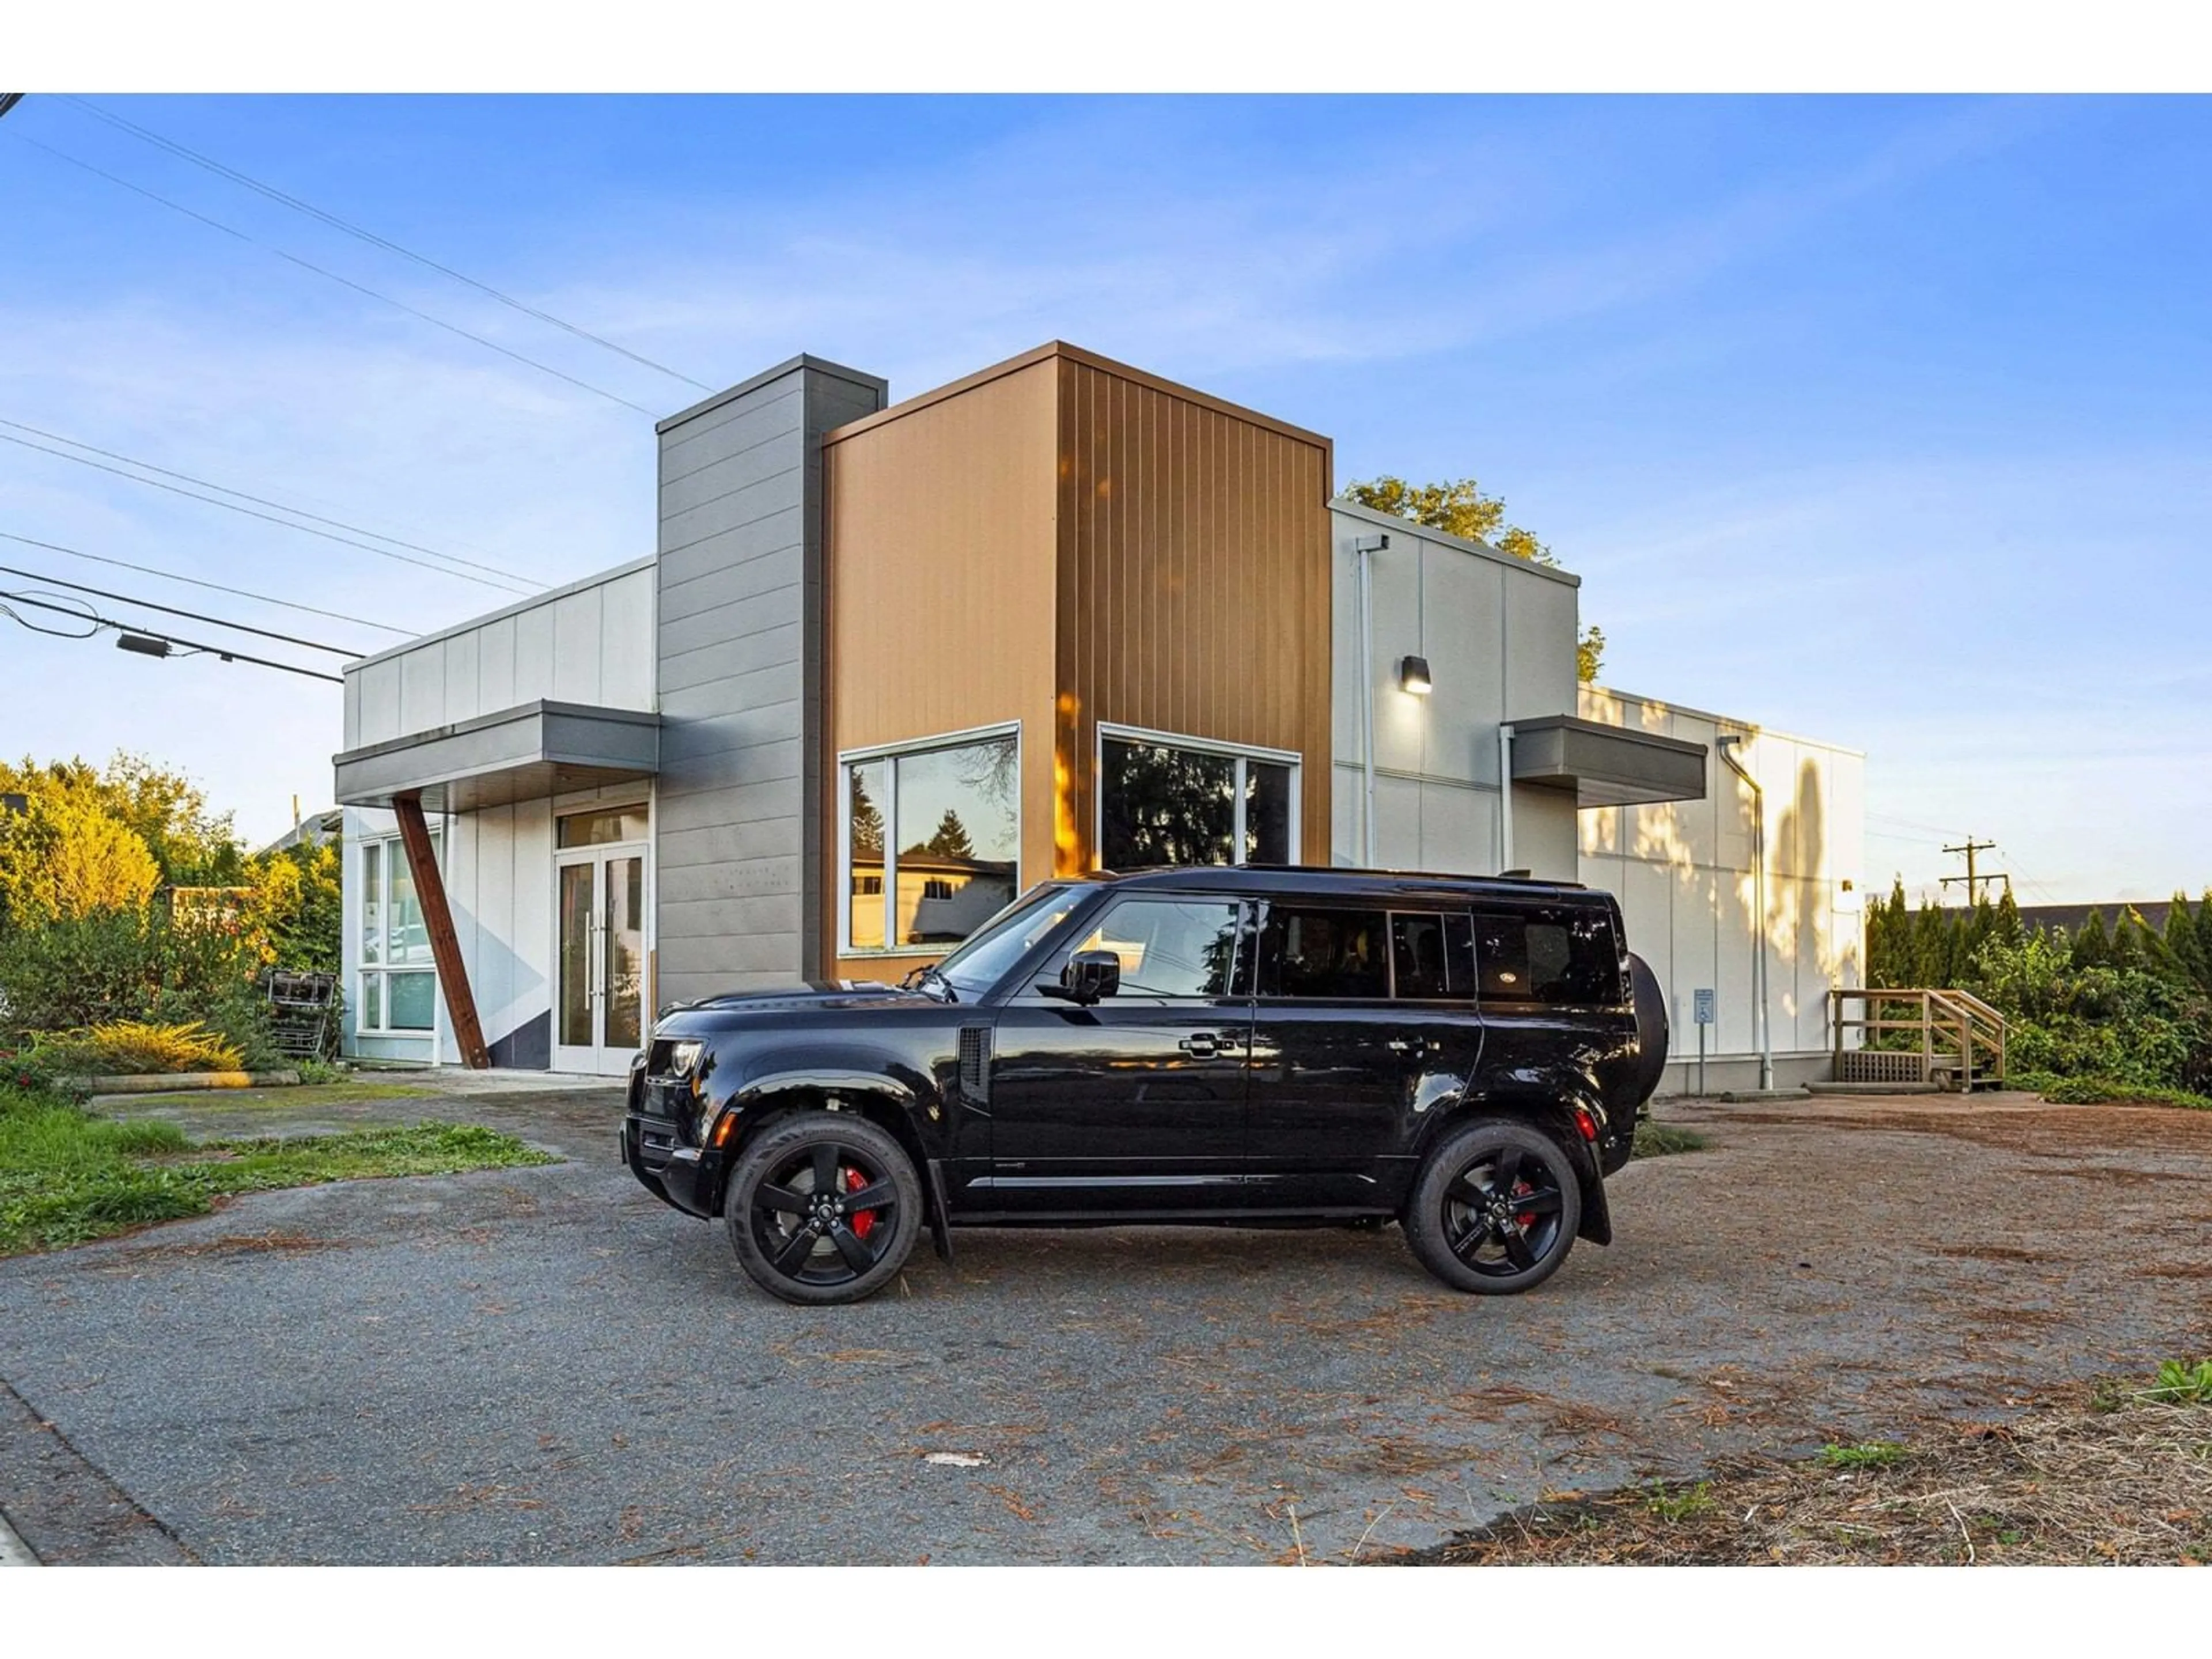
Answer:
[334, 341, 1862, 1089]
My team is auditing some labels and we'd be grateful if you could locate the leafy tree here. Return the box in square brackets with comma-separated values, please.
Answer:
[1345, 474, 1606, 682]
[2163, 893, 2206, 992]
[2070, 909, 2111, 969]
[1, 753, 242, 890]
[0, 778, 161, 927]
[249, 839, 342, 972]
[1993, 885, 2024, 948]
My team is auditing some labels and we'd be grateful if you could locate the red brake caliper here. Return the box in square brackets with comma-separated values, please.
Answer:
[1514, 1181, 1536, 1230]
[842, 1166, 876, 1239]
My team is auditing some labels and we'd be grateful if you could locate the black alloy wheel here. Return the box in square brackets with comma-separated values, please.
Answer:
[1403, 1119, 1583, 1296]
[724, 1112, 923, 1305]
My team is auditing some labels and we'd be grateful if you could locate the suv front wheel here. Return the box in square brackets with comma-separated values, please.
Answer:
[1404, 1118, 1582, 1295]
[724, 1111, 923, 1305]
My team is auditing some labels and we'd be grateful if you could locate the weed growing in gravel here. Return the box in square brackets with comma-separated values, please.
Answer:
[1642, 1480, 1715, 1521]
[1819, 1442, 1908, 1469]
[2146, 1360, 2212, 1405]
[1, 1081, 554, 1255]
[1631, 1122, 1710, 1160]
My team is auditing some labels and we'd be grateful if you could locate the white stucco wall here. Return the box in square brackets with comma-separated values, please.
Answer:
[1576, 685, 1865, 1087]
[1328, 501, 1582, 881]
[339, 561, 657, 1063]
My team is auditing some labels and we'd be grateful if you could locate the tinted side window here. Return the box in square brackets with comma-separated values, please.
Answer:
[1473, 906, 1624, 1007]
[1390, 912, 1475, 1000]
[1067, 897, 1245, 998]
[1258, 907, 1391, 999]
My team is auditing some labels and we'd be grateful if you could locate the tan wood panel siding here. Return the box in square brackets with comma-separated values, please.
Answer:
[1056, 356, 1332, 871]
[823, 358, 1061, 978]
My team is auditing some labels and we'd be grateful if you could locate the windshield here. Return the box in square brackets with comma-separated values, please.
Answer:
[934, 882, 1089, 997]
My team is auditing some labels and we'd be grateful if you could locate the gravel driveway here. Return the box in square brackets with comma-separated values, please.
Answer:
[2, 1081, 2207, 1565]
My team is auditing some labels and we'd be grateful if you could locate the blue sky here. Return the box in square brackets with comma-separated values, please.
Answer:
[2, 94, 2206, 903]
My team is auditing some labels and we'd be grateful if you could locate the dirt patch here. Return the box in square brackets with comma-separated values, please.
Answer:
[106, 1230, 360, 1261]
[1403, 1379, 2212, 1566]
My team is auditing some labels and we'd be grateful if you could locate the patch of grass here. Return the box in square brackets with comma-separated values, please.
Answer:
[1819, 1441, 1908, 1469]
[1631, 1120, 1710, 1160]
[1, 1081, 552, 1256]
[1642, 1479, 1715, 1521]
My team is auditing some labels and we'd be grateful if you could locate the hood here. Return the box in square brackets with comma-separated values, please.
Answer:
[657, 980, 942, 1023]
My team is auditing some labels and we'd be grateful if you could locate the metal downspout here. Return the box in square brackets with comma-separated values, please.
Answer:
[1498, 724, 1515, 873]
[1716, 733, 1772, 1091]
[1354, 535, 1386, 866]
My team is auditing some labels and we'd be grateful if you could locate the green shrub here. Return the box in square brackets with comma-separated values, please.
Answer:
[2013, 1071, 2212, 1111]
[27, 1020, 244, 1076]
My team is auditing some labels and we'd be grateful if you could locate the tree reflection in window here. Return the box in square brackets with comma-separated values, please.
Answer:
[845, 734, 1018, 951]
[1101, 737, 1295, 869]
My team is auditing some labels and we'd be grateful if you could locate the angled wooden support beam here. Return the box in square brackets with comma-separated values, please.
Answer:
[393, 791, 490, 1070]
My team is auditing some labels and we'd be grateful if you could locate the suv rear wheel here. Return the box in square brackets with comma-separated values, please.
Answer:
[1404, 1119, 1582, 1295]
[724, 1112, 922, 1305]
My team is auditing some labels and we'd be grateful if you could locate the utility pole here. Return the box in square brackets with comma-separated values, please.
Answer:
[1940, 836, 2009, 905]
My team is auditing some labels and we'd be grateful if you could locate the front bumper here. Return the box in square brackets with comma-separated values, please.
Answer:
[621, 1096, 728, 1219]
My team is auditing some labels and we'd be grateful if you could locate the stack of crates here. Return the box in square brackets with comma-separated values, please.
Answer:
[266, 971, 338, 1061]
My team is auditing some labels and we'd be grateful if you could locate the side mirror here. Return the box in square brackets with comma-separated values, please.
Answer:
[1045, 948, 1120, 1006]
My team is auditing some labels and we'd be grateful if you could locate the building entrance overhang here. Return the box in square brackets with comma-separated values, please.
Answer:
[332, 700, 660, 813]
[1509, 715, 1709, 809]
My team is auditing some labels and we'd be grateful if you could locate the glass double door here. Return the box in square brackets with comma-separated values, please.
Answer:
[554, 847, 646, 1075]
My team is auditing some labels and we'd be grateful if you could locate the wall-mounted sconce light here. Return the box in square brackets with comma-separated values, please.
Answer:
[1399, 654, 1433, 695]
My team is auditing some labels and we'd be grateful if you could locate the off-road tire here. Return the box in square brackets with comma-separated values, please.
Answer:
[1404, 1118, 1582, 1296]
[724, 1111, 923, 1306]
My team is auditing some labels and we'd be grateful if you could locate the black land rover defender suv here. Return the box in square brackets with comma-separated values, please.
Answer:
[622, 866, 1669, 1305]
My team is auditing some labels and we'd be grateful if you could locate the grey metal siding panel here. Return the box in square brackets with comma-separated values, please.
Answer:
[654, 358, 887, 1002]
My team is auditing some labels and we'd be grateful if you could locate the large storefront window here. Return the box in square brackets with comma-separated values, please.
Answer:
[1099, 727, 1298, 870]
[359, 831, 440, 1032]
[843, 728, 1019, 953]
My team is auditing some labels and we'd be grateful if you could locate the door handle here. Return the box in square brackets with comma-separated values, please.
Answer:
[1386, 1038, 1414, 1053]
[1179, 1033, 1221, 1059]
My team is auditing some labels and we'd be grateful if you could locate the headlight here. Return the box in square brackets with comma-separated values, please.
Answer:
[668, 1040, 704, 1077]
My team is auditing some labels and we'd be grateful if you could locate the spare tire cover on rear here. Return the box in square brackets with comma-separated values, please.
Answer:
[1628, 952, 1669, 1105]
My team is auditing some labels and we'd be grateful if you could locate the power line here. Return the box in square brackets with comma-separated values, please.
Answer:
[0, 429, 536, 597]
[0, 415, 538, 592]
[0, 530, 412, 638]
[1, 589, 342, 683]
[62, 94, 714, 395]
[0, 563, 362, 656]
[4, 128, 662, 419]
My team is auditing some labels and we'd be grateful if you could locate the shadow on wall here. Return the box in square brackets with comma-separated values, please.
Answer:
[1580, 690, 1857, 1051]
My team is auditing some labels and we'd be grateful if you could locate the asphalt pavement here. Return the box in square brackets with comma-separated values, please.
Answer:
[2, 1081, 2207, 1565]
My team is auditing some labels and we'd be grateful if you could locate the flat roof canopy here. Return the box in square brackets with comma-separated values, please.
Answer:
[1509, 715, 1707, 809]
[334, 700, 660, 813]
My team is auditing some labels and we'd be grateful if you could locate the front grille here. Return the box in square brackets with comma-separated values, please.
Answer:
[959, 1024, 990, 1104]
[635, 1123, 677, 1169]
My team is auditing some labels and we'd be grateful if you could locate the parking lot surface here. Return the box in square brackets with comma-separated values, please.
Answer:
[2, 1081, 2207, 1564]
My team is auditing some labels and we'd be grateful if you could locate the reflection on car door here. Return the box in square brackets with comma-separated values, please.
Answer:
[983, 895, 1253, 1215]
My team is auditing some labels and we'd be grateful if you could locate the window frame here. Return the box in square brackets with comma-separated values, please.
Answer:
[1093, 721, 1302, 872]
[356, 827, 442, 1036]
[837, 721, 1022, 960]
